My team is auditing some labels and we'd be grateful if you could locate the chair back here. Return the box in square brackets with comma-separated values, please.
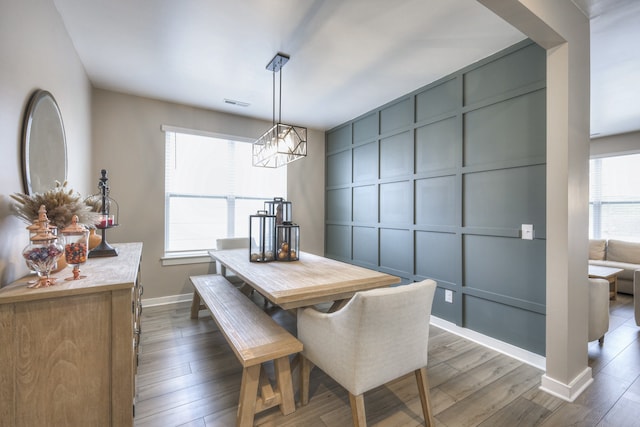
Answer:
[216, 237, 249, 250]
[300, 279, 436, 396]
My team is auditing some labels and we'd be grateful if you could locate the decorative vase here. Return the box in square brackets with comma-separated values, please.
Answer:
[88, 228, 102, 250]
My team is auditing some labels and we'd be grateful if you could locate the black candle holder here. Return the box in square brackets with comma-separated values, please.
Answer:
[87, 169, 119, 257]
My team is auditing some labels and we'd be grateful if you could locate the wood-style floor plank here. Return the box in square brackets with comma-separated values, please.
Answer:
[134, 292, 639, 426]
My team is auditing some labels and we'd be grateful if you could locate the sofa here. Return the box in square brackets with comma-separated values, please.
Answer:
[588, 239, 640, 295]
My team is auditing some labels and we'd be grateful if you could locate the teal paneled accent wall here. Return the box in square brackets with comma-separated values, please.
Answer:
[325, 40, 547, 355]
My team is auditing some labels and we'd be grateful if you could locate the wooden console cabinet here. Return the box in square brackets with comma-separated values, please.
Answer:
[0, 242, 143, 426]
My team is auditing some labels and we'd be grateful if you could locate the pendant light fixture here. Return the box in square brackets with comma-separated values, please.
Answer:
[252, 53, 307, 168]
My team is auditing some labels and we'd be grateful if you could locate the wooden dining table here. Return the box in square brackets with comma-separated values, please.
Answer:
[209, 249, 400, 310]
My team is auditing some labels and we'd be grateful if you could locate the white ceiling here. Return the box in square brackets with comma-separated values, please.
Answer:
[53, 0, 639, 136]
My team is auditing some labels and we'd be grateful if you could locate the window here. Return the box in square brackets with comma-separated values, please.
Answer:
[590, 153, 640, 242]
[164, 127, 286, 255]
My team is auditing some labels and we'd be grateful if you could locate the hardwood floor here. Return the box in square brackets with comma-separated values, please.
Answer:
[134, 293, 640, 426]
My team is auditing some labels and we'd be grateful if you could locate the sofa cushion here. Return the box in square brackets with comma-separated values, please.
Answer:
[606, 239, 640, 264]
[589, 239, 607, 260]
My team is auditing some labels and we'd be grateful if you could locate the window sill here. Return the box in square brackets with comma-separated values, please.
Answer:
[161, 251, 213, 266]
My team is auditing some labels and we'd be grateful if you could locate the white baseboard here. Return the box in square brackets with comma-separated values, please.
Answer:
[540, 368, 593, 402]
[142, 293, 194, 307]
[430, 315, 547, 371]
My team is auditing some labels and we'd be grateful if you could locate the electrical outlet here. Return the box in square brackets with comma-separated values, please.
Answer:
[445, 289, 453, 303]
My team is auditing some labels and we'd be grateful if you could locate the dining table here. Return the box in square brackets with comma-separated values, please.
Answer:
[209, 249, 401, 310]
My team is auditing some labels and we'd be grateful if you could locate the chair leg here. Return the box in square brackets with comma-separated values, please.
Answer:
[300, 355, 314, 406]
[415, 367, 435, 427]
[349, 393, 367, 427]
[598, 335, 605, 345]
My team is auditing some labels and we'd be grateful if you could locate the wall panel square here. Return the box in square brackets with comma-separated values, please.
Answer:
[464, 295, 545, 355]
[464, 235, 545, 305]
[353, 185, 377, 223]
[353, 142, 378, 182]
[327, 125, 352, 152]
[326, 225, 351, 259]
[464, 90, 546, 167]
[353, 112, 378, 143]
[463, 165, 545, 234]
[381, 98, 412, 134]
[327, 150, 352, 186]
[380, 228, 411, 274]
[380, 181, 411, 224]
[416, 78, 459, 122]
[380, 131, 412, 178]
[464, 43, 546, 106]
[353, 226, 378, 266]
[416, 117, 458, 173]
[415, 176, 457, 226]
[326, 188, 352, 222]
[416, 231, 459, 283]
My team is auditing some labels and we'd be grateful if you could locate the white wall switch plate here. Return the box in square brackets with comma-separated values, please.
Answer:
[521, 224, 534, 240]
[445, 289, 453, 303]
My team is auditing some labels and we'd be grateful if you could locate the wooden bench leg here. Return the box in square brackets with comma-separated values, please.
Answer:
[274, 356, 296, 415]
[237, 364, 261, 427]
[190, 291, 202, 319]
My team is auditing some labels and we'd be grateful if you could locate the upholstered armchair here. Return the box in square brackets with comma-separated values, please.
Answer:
[589, 278, 610, 344]
[297, 279, 437, 427]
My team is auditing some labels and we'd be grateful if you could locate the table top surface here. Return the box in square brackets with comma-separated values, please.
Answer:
[0, 242, 143, 304]
[210, 249, 400, 309]
[588, 264, 624, 278]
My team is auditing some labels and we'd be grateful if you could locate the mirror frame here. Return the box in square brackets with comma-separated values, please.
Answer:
[21, 89, 68, 194]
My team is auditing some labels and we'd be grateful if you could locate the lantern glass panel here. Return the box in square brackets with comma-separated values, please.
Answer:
[249, 210, 276, 262]
[265, 197, 292, 225]
[276, 222, 299, 261]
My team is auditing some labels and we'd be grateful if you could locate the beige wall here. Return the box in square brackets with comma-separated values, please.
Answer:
[91, 89, 325, 300]
[0, 0, 93, 287]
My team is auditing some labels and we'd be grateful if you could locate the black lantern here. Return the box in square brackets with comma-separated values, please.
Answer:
[86, 169, 119, 257]
[249, 210, 276, 262]
[276, 222, 300, 261]
[265, 197, 292, 225]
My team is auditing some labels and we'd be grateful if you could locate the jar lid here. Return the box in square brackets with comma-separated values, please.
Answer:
[61, 215, 86, 234]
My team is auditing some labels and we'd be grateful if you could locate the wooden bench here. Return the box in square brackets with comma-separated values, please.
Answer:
[189, 274, 303, 426]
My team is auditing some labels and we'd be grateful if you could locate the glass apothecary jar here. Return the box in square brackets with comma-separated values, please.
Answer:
[22, 206, 64, 288]
[249, 210, 276, 262]
[61, 215, 89, 280]
[276, 222, 299, 261]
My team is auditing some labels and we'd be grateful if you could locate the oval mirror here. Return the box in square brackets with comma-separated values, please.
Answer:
[21, 90, 67, 194]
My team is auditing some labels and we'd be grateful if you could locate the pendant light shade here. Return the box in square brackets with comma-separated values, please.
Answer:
[252, 53, 307, 168]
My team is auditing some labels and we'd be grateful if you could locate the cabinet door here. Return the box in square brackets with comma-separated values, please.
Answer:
[14, 293, 111, 425]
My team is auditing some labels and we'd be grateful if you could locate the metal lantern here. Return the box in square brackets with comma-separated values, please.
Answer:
[265, 197, 292, 225]
[86, 169, 119, 257]
[276, 222, 300, 261]
[249, 210, 276, 262]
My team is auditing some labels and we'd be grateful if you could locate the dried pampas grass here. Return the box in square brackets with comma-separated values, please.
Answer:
[11, 181, 102, 229]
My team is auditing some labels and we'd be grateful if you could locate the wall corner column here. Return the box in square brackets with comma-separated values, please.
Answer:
[478, 0, 591, 401]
